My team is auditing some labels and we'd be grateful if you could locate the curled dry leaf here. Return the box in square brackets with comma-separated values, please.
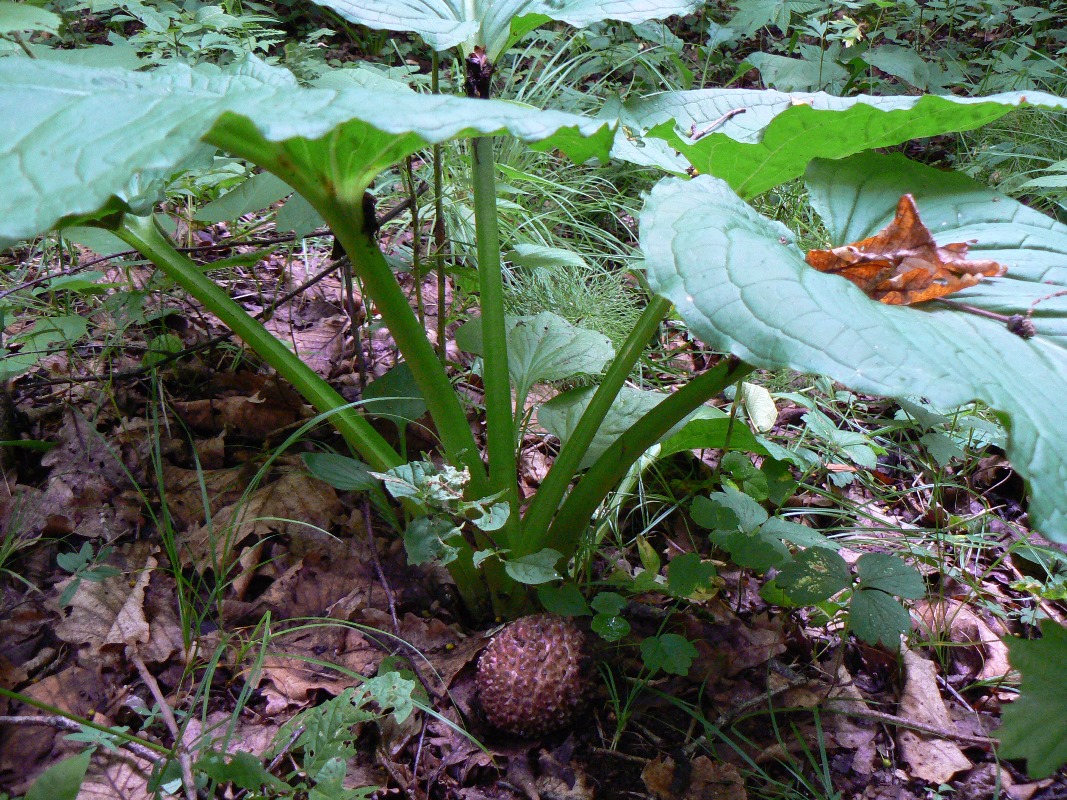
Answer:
[806, 194, 1006, 305]
[897, 649, 972, 784]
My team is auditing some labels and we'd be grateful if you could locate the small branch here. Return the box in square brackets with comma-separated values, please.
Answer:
[936, 299, 1035, 338]
[130, 651, 197, 800]
[0, 715, 164, 765]
[689, 108, 747, 141]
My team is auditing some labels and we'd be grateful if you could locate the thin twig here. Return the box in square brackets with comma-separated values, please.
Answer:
[129, 651, 197, 800]
[689, 108, 747, 141]
[364, 497, 400, 637]
[0, 714, 164, 764]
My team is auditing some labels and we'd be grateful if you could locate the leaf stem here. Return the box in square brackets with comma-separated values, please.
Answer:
[519, 295, 672, 555]
[471, 136, 520, 552]
[542, 358, 755, 557]
[115, 215, 402, 472]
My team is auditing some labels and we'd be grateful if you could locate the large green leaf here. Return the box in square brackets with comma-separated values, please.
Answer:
[0, 56, 614, 246]
[615, 89, 1067, 197]
[998, 621, 1067, 777]
[305, 0, 700, 59]
[639, 153, 1067, 542]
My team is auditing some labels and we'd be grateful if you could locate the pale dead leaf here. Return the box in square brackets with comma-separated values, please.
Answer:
[52, 548, 158, 663]
[824, 663, 879, 775]
[896, 649, 971, 784]
[912, 599, 1012, 682]
[261, 625, 381, 710]
[265, 313, 347, 378]
[78, 752, 152, 800]
[181, 471, 342, 574]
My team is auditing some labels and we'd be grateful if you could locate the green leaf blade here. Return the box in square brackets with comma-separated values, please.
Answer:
[619, 89, 1067, 198]
[639, 160, 1067, 543]
[0, 57, 615, 247]
[998, 621, 1067, 777]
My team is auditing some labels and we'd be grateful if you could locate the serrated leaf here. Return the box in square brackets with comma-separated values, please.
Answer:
[617, 88, 1067, 198]
[591, 612, 630, 641]
[0, 57, 614, 247]
[776, 548, 851, 604]
[746, 51, 848, 93]
[196, 751, 288, 792]
[695, 485, 768, 532]
[639, 155, 1067, 543]
[538, 582, 591, 616]
[362, 361, 429, 430]
[402, 516, 462, 566]
[760, 516, 837, 550]
[302, 0, 700, 58]
[849, 589, 911, 648]
[539, 385, 685, 470]
[856, 553, 925, 599]
[711, 527, 790, 571]
[640, 633, 697, 675]
[590, 591, 627, 615]
[998, 621, 1067, 777]
[503, 548, 563, 584]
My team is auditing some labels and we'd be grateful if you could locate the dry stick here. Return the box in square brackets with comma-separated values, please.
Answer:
[689, 107, 747, 140]
[0, 715, 165, 765]
[129, 651, 197, 800]
[363, 496, 400, 637]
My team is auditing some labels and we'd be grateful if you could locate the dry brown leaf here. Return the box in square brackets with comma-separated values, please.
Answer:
[912, 599, 1012, 682]
[806, 194, 1005, 305]
[52, 548, 154, 662]
[181, 471, 342, 576]
[77, 752, 152, 800]
[896, 649, 971, 784]
[260, 625, 381, 712]
[643, 754, 746, 800]
[265, 312, 347, 378]
[824, 663, 880, 775]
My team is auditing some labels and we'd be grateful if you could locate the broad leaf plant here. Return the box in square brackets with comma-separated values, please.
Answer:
[4, 6, 1067, 762]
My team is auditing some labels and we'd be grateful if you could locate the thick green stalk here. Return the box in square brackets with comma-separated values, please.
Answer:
[471, 136, 520, 552]
[541, 358, 756, 557]
[323, 203, 490, 496]
[518, 295, 673, 555]
[202, 133, 489, 497]
[115, 215, 402, 472]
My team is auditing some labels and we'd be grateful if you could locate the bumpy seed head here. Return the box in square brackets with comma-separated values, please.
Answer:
[475, 613, 590, 737]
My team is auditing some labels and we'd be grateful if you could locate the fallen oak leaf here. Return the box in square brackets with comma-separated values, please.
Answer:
[806, 193, 1006, 305]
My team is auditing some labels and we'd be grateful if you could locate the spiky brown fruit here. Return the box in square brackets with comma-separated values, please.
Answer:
[475, 614, 590, 737]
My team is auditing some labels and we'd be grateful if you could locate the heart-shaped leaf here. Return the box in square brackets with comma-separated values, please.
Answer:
[457, 312, 615, 409]
[304, 0, 700, 58]
[615, 88, 1067, 198]
[0, 56, 614, 246]
[639, 154, 1067, 542]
